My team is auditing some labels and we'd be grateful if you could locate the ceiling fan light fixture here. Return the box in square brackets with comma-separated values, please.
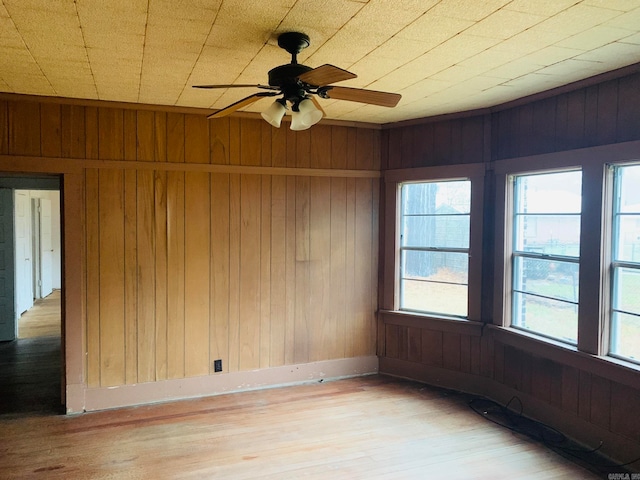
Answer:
[296, 98, 323, 128]
[289, 110, 310, 131]
[261, 98, 287, 128]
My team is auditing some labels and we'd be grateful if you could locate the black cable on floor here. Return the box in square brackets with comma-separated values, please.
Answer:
[468, 396, 640, 470]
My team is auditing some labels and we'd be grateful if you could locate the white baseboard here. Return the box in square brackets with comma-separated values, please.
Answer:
[79, 356, 379, 412]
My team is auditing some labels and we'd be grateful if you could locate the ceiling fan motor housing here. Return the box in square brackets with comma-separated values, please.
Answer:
[268, 64, 313, 103]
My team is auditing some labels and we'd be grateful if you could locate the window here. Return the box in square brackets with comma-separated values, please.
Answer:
[399, 180, 471, 317]
[610, 164, 640, 364]
[510, 170, 582, 344]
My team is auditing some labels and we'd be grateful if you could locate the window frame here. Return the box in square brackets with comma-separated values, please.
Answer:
[508, 169, 583, 345]
[493, 144, 640, 366]
[607, 162, 640, 365]
[382, 163, 485, 322]
[398, 178, 472, 318]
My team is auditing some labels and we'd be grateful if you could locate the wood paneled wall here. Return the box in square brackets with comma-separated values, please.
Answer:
[378, 69, 640, 466]
[383, 70, 640, 170]
[0, 98, 380, 390]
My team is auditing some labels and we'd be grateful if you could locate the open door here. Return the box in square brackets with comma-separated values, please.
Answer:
[0, 188, 16, 341]
[39, 198, 53, 298]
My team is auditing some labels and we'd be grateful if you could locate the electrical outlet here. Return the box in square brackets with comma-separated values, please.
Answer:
[213, 359, 222, 372]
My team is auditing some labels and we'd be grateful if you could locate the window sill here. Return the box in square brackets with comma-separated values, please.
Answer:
[378, 310, 484, 336]
[488, 324, 640, 390]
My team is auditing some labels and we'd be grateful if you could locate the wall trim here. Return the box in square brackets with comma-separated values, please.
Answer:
[0, 155, 380, 178]
[0, 92, 382, 130]
[379, 357, 640, 469]
[82, 356, 379, 412]
[379, 310, 484, 335]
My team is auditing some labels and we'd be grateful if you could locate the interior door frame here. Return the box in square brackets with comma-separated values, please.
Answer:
[0, 168, 85, 413]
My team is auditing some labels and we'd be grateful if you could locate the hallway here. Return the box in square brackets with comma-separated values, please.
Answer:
[0, 291, 62, 417]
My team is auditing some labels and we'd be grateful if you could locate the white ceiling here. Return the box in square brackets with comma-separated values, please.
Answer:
[1, 0, 640, 124]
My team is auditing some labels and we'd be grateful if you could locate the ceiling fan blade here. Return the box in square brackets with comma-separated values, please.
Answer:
[297, 64, 357, 87]
[194, 84, 278, 90]
[321, 86, 401, 107]
[310, 96, 326, 116]
[207, 92, 277, 119]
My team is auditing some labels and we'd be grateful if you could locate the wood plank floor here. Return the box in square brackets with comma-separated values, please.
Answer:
[18, 290, 61, 339]
[0, 291, 62, 417]
[0, 375, 606, 479]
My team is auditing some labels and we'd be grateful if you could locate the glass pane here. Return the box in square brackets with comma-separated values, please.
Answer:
[400, 250, 468, 316]
[610, 311, 640, 364]
[513, 257, 579, 303]
[514, 170, 582, 214]
[514, 214, 580, 256]
[401, 250, 468, 282]
[612, 267, 640, 314]
[401, 214, 470, 248]
[512, 291, 578, 344]
[401, 279, 467, 317]
[614, 215, 640, 262]
[402, 181, 470, 215]
[617, 164, 640, 214]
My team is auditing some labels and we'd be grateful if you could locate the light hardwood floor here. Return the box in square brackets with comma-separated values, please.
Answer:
[0, 375, 607, 479]
[17, 290, 61, 339]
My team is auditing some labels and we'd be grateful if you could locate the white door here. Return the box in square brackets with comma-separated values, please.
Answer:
[39, 198, 53, 298]
[0, 188, 16, 341]
[14, 191, 33, 316]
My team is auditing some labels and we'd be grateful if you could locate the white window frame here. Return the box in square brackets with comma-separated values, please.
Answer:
[608, 162, 640, 365]
[509, 169, 582, 345]
[492, 143, 640, 368]
[382, 163, 485, 322]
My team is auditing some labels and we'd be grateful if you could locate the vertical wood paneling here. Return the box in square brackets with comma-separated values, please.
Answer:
[0, 101, 8, 154]
[210, 117, 229, 165]
[442, 332, 461, 370]
[330, 177, 347, 359]
[184, 172, 210, 376]
[269, 176, 286, 366]
[228, 174, 241, 371]
[40, 103, 61, 157]
[240, 119, 261, 166]
[344, 177, 356, 357]
[239, 174, 261, 370]
[98, 108, 123, 160]
[98, 169, 125, 387]
[154, 171, 168, 380]
[136, 170, 156, 382]
[283, 176, 296, 364]
[8, 101, 40, 156]
[589, 375, 611, 429]
[123, 170, 138, 384]
[137, 110, 155, 161]
[311, 125, 332, 169]
[210, 173, 230, 372]
[271, 126, 287, 168]
[259, 175, 271, 368]
[185, 114, 209, 164]
[616, 73, 640, 143]
[85, 169, 100, 387]
[561, 365, 579, 415]
[166, 171, 185, 379]
[309, 177, 332, 362]
[61, 105, 85, 158]
[4, 98, 383, 404]
[167, 113, 185, 163]
[354, 178, 374, 356]
[294, 175, 310, 364]
[421, 329, 443, 367]
[611, 384, 640, 440]
[155, 112, 167, 162]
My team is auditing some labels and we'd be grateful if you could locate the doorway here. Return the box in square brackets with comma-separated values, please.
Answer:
[0, 176, 62, 415]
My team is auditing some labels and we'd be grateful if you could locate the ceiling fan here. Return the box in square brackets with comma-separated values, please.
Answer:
[193, 31, 401, 130]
